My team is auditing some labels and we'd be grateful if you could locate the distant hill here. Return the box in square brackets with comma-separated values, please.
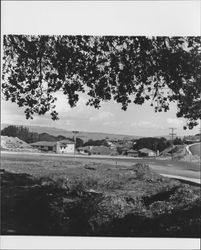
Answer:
[37, 133, 67, 142]
[1, 123, 141, 142]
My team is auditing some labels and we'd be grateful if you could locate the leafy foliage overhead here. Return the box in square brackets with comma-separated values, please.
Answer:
[2, 35, 201, 129]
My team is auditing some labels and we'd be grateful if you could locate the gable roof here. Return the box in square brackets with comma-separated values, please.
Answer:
[138, 148, 155, 153]
[30, 141, 56, 147]
[58, 139, 74, 144]
[30, 139, 74, 147]
[127, 149, 138, 153]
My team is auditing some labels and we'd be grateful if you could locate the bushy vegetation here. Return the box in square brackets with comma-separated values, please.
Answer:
[1, 163, 200, 237]
[1, 125, 32, 142]
[83, 139, 109, 147]
[1, 125, 84, 146]
[173, 137, 184, 145]
[133, 137, 171, 152]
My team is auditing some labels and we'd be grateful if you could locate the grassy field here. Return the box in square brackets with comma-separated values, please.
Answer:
[1, 151, 200, 180]
[1, 152, 201, 237]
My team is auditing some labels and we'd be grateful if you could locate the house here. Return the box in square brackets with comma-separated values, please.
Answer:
[138, 148, 156, 157]
[184, 135, 200, 144]
[127, 149, 139, 157]
[119, 147, 130, 155]
[90, 146, 112, 155]
[77, 145, 113, 155]
[30, 141, 56, 152]
[56, 140, 75, 154]
[106, 141, 117, 149]
[77, 146, 92, 154]
[30, 139, 75, 154]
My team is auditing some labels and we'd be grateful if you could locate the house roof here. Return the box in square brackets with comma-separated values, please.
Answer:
[30, 141, 56, 147]
[127, 149, 138, 153]
[30, 139, 74, 147]
[138, 148, 155, 153]
[58, 139, 74, 144]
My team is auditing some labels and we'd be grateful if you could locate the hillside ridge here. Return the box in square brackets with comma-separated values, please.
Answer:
[1, 123, 141, 142]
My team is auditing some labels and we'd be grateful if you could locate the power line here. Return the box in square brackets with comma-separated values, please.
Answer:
[72, 130, 79, 158]
[169, 127, 177, 160]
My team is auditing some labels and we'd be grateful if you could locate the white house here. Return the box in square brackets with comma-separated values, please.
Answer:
[30, 139, 75, 154]
[56, 140, 75, 154]
[138, 148, 156, 157]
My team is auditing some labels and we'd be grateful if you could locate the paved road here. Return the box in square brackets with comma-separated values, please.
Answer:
[1, 151, 200, 184]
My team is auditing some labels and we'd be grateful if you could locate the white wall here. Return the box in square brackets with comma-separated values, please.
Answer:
[56, 143, 75, 154]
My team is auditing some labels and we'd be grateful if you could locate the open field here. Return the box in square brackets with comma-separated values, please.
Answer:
[1, 151, 200, 183]
[1, 151, 201, 237]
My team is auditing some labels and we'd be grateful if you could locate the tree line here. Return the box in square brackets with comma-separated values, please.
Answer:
[1, 125, 184, 152]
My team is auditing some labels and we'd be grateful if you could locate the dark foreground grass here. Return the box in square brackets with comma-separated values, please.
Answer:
[1, 161, 200, 237]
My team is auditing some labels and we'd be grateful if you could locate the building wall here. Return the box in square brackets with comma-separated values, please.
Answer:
[32, 145, 54, 151]
[127, 152, 138, 157]
[139, 150, 156, 157]
[148, 151, 156, 157]
[56, 142, 75, 154]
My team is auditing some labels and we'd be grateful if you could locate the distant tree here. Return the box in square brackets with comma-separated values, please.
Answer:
[84, 139, 109, 147]
[1, 125, 75, 143]
[133, 137, 171, 152]
[1, 125, 30, 142]
[2, 35, 201, 129]
[173, 137, 184, 145]
[74, 137, 84, 148]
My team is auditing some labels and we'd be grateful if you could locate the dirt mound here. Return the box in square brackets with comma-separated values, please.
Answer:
[1, 136, 37, 152]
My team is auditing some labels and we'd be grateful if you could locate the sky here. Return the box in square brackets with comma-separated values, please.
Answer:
[1, 1, 200, 138]
[1, 91, 200, 137]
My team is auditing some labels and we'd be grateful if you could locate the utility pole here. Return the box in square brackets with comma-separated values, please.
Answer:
[72, 131, 79, 158]
[169, 127, 177, 160]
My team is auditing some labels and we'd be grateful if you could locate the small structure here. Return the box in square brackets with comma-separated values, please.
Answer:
[56, 140, 75, 154]
[127, 149, 139, 157]
[120, 147, 130, 155]
[77, 145, 112, 155]
[77, 146, 92, 154]
[106, 141, 117, 149]
[30, 141, 56, 152]
[90, 146, 112, 155]
[30, 139, 75, 154]
[138, 148, 156, 157]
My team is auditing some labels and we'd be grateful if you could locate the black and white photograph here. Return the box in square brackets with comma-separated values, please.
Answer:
[1, 1, 200, 249]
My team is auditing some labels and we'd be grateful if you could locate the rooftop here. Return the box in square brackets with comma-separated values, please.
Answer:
[138, 148, 155, 153]
[30, 141, 56, 147]
[30, 139, 74, 147]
